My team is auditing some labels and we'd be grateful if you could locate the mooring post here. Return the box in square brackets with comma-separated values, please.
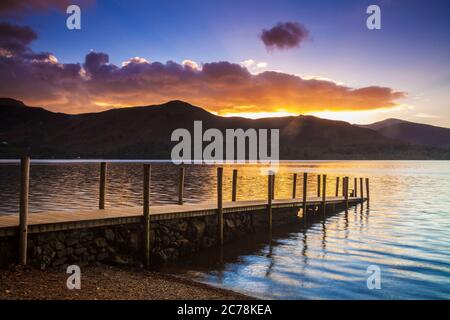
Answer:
[268, 171, 274, 231]
[302, 172, 308, 223]
[217, 167, 224, 246]
[360, 177, 364, 203]
[99, 162, 107, 209]
[232, 169, 238, 202]
[271, 173, 276, 200]
[322, 174, 327, 217]
[317, 174, 321, 197]
[292, 173, 297, 198]
[178, 166, 185, 205]
[19, 156, 30, 265]
[143, 164, 151, 267]
[344, 177, 349, 210]
[335, 177, 340, 197]
[354, 177, 358, 198]
[365, 178, 370, 204]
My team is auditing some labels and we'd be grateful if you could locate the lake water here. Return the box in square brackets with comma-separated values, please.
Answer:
[0, 160, 449, 299]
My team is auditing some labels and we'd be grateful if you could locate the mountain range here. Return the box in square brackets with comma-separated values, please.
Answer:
[0, 98, 449, 160]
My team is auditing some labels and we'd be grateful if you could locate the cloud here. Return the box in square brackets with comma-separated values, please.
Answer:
[0, 23, 406, 115]
[182, 59, 200, 70]
[260, 21, 309, 51]
[0, 0, 90, 16]
[415, 113, 438, 119]
[0, 23, 37, 55]
[0, 0, 95, 17]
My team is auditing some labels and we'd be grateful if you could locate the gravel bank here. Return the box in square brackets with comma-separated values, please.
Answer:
[0, 264, 252, 300]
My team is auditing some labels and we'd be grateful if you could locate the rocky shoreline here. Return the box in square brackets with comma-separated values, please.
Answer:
[0, 264, 253, 300]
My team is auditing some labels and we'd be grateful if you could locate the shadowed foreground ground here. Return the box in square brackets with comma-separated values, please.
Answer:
[0, 264, 251, 300]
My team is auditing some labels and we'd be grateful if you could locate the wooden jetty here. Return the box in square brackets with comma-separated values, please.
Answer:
[0, 157, 369, 266]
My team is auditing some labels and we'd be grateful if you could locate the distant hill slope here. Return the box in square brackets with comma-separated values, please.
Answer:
[360, 118, 450, 149]
[1, 98, 449, 159]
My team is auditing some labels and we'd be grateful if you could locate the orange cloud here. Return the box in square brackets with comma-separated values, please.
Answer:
[0, 23, 406, 115]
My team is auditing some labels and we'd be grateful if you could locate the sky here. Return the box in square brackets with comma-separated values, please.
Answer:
[0, 0, 449, 127]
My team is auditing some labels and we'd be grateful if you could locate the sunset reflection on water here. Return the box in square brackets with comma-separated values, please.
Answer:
[0, 160, 449, 299]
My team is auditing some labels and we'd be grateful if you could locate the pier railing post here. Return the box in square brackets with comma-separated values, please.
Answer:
[317, 174, 321, 197]
[232, 169, 238, 202]
[302, 172, 308, 224]
[99, 162, 107, 209]
[322, 174, 327, 217]
[271, 173, 275, 200]
[268, 171, 273, 231]
[366, 178, 370, 204]
[335, 177, 340, 197]
[217, 167, 224, 246]
[178, 166, 185, 205]
[292, 173, 297, 199]
[143, 164, 151, 267]
[354, 177, 358, 198]
[360, 177, 364, 203]
[19, 156, 30, 265]
[344, 177, 349, 210]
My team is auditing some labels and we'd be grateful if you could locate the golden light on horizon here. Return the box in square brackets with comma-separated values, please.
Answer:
[307, 104, 414, 124]
[221, 111, 298, 119]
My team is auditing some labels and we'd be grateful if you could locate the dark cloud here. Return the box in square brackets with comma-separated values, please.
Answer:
[260, 21, 309, 51]
[0, 23, 405, 114]
[0, 23, 37, 55]
[83, 51, 115, 77]
[0, 0, 87, 16]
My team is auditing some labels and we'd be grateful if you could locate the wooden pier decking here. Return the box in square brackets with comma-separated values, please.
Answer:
[0, 158, 370, 266]
[0, 196, 365, 237]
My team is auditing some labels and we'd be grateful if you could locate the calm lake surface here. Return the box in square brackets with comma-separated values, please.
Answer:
[0, 160, 449, 299]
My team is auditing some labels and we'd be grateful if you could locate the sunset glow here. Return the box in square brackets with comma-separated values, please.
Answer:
[0, 0, 448, 127]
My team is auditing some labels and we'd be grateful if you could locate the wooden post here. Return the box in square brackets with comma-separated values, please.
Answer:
[232, 169, 238, 202]
[354, 177, 358, 198]
[360, 177, 364, 202]
[322, 174, 327, 217]
[302, 172, 308, 222]
[365, 178, 370, 203]
[292, 173, 297, 198]
[271, 173, 275, 200]
[317, 174, 321, 197]
[217, 167, 224, 246]
[19, 156, 30, 265]
[178, 166, 185, 205]
[268, 171, 273, 231]
[143, 164, 151, 267]
[344, 177, 349, 210]
[335, 177, 340, 197]
[99, 162, 107, 209]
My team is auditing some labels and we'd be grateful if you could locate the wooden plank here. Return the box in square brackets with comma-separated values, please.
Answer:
[1, 195, 365, 236]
